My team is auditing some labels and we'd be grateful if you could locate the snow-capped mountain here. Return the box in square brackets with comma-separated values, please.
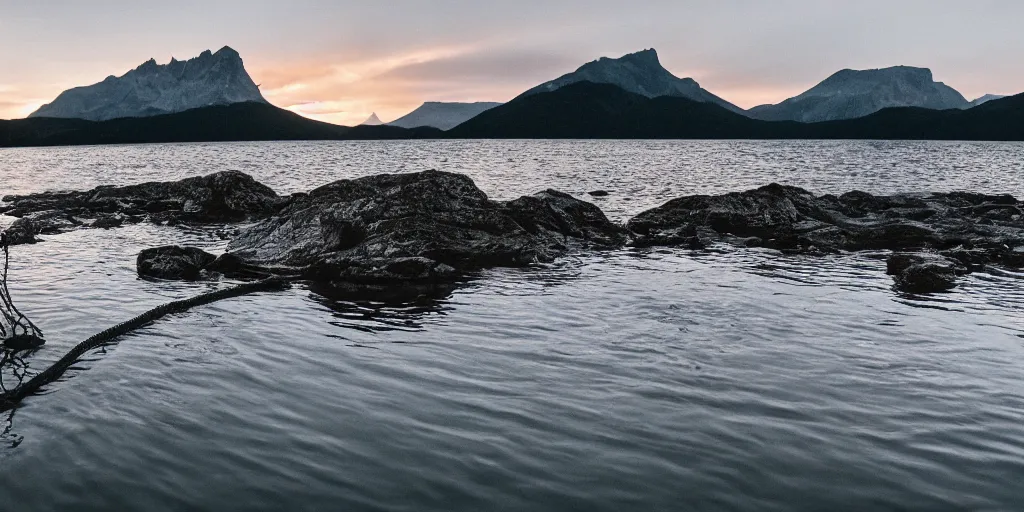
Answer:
[747, 66, 968, 122]
[389, 102, 503, 130]
[29, 46, 266, 121]
[519, 49, 742, 113]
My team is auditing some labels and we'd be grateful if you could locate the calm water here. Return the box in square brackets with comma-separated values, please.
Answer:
[0, 140, 1023, 511]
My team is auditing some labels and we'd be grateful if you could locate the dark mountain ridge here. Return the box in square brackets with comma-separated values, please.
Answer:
[452, 81, 1024, 140]
[4, 83, 1023, 146]
[1, 102, 441, 147]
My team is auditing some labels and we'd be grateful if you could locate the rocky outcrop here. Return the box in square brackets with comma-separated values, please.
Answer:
[224, 170, 624, 283]
[137, 170, 624, 286]
[1, 170, 285, 244]
[886, 252, 966, 293]
[627, 184, 1024, 268]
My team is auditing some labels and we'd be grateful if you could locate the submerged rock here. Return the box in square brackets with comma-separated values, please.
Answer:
[627, 184, 1024, 267]
[2, 171, 284, 244]
[141, 170, 624, 285]
[886, 252, 966, 293]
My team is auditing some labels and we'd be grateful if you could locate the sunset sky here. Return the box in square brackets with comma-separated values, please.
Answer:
[2, 0, 1023, 125]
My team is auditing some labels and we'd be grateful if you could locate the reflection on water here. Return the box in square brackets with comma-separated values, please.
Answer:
[0, 141, 1023, 510]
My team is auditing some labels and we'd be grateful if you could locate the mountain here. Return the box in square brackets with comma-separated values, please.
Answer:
[389, 102, 503, 130]
[448, 81, 1024, 141]
[360, 112, 384, 126]
[519, 49, 743, 113]
[5, 85, 1023, 146]
[747, 66, 969, 122]
[450, 82, 778, 139]
[969, 94, 1008, 107]
[1, 102, 442, 147]
[29, 46, 267, 121]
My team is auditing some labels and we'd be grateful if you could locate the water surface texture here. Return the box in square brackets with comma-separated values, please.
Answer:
[0, 140, 1023, 511]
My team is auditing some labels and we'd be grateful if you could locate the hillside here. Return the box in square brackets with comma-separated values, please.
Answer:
[1, 102, 441, 147]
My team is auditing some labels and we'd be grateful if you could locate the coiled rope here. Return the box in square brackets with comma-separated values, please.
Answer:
[0, 277, 291, 412]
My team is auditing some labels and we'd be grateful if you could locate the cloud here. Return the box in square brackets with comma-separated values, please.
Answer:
[378, 49, 577, 85]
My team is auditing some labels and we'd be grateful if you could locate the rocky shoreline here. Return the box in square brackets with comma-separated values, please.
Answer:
[3, 170, 1022, 294]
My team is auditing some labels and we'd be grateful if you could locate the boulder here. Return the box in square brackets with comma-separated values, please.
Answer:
[137, 246, 218, 280]
[2, 171, 284, 242]
[886, 252, 966, 293]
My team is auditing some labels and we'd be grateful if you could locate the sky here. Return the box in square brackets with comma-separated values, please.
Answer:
[1, 0, 1023, 125]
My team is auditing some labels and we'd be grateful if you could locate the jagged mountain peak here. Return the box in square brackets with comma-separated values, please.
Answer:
[608, 48, 659, 65]
[520, 49, 741, 113]
[28, 47, 266, 121]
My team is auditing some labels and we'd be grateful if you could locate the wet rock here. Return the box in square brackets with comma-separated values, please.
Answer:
[3, 334, 46, 351]
[4, 217, 41, 245]
[92, 215, 124, 229]
[2, 171, 284, 242]
[221, 170, 624, 283]
[627, 184, 1024, 267]
[588, 190, 610, 197]
[886, 252, 966, 293]
[2, 211, 81, 245]
[137, 246, 218, 280]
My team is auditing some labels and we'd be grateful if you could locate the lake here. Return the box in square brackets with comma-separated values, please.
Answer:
[1, 140, 1023, 511]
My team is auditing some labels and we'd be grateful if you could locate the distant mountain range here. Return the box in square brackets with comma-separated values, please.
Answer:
[29, 47, 266, 121]
[388, 102, 503, 130]
[520, 49, 743, 114]
[450, 81, 1024, 140]
[748, 66, 968, 123]
[5, 84, 1022, 146]
[7, 46, 1024, 145]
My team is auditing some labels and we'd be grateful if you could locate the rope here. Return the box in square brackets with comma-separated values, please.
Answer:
[0, 277, 291, 412]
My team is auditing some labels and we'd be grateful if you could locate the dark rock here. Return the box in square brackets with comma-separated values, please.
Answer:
[588, 190, 610, 197]
[3, 334, 45, 351]
[627, 184, 1024, 267]
[2, 171, 284, 242]
[1, 211, 81, 245]
[4, 217, 41, 245]
[221, 170, 624, 284]
[886, 252, 965, 293]
[137, 246, 218, 280]
[92, 215, 124, 229]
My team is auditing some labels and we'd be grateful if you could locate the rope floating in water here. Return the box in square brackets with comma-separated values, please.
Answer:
[0, 277, 290, 412]
[0, 233, 45, 350]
